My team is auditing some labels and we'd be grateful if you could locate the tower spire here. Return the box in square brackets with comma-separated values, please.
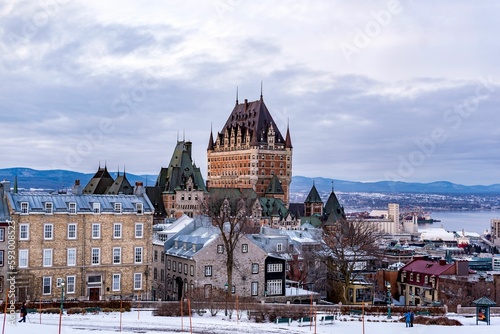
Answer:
[260, 81, 263, 100]
[236, 86, 239, 105]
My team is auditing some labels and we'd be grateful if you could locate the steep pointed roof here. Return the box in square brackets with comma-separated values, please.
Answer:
[207, 130, 214, 151]
[83, 165, 115, 194]
[107, 170, 133, 195]
[156, 141, 207, 193]
[324, 189, 346, 222]
[285, 124, 292, 149]
[218, 97, 285, 147]
[265, 175, 284, 195]
[304, 184, 322, 204]
[259, 197, 289, 218]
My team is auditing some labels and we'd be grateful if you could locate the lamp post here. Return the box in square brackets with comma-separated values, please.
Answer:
[386, 282, 391, 319]
[60, 280, 65, 312]
[224, 283, 228, 316]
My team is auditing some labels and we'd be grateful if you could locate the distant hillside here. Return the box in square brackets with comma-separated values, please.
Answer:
[290, 176, 500, 195]
[1, 168, 500, 195]
[0, 167, 155, 191]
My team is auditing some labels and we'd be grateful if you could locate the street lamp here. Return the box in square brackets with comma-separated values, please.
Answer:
[386, 282, 392, 319]
[224, 283, 228, 316]
[60, 280, 65, 312]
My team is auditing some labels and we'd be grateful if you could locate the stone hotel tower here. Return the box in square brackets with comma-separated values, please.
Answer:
[207, 93, 293, 204]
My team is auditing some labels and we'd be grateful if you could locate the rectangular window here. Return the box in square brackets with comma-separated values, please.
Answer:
[113, 247, 121, 264]
[161, 252, 165, 263]
[267, 263, 283, 273]
[135, 223, 143, 238]
[178, 262, 182, 273]
[154, 250, 158, 262]
[91, 248, 100, 265]
[42, 277, 51, 295]
[190, 265, 194, 276]
[242, 244, 248, 253]
[114, 203, 122, 213]
[161, 269, 165, 282]
[204, 266, 212, 277]
[113, 223, 122, 238]
[45, 202, 53, 214]
[136, 203, 143, 215]
[251, 282, 258, 296]
[66, 276, 76, 294]
[252, 263, 259, 274]
[153, 267, 157, 280]
[112, 274, 121, 291]
[167, 259, 171, 270]
[134, 247, 143, 263]
[68, 202, 76, 214]
[67, 248, 76, 266]
[43, 249, 53, 267]
[184, 264, 188, 275]
[217, 245, 224, 254]
[134, 273, 142, 290]
[92, 224, 100, 239]
[172, 260, 176, 272]
[19, 249, 28, 268]
[21, 202, 29, 214]
[67, 224, 77, 239]
[93, 202, 100, 214]
[277, 243, 283, 252]
[44, 224, 53, 240]
[0, 250, 4, 266]
[0, 228, 4, 242]
[267, 279, 282, 295]
[19, 224, 29, 240]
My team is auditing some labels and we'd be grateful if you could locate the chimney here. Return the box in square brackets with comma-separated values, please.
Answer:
[439, 259, 447, 266]
[134, 182, 145, 196]
[72, 179, 82, 195]
[0, 180, 10, 197]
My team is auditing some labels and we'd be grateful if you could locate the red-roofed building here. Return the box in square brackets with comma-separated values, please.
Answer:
[398, 256, 468, 306]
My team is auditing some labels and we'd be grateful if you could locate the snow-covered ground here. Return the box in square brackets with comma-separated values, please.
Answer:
[3, 309, 500, 334]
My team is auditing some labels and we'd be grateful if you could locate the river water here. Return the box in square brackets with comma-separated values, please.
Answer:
[418, 209, 500, 235]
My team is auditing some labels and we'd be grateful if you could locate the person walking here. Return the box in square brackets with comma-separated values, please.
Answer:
[404, 310, 411, 327]
[18, 302, 27, 323]
[410, 311, 415, 327]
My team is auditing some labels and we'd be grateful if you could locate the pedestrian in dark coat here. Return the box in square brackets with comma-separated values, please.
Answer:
[18, 302, 27, 323]
[410, 311, 415, 327]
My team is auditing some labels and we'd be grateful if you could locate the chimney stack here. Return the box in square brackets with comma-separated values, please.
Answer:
[72, 179, 82, 195]
[134, 182, 145, 196]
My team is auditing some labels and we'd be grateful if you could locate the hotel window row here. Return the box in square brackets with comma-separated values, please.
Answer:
[40, 273, 142, 295]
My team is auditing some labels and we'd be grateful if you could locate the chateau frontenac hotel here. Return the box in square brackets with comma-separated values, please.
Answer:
[206, 93, 293, 205]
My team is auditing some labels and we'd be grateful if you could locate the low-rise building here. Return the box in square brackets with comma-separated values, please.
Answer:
[7, 181, 154, 301]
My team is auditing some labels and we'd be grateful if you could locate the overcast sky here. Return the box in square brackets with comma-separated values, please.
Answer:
[1, 1, 499, 186]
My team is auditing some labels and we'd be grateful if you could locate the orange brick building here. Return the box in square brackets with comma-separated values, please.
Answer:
[207, 95, 293, 204]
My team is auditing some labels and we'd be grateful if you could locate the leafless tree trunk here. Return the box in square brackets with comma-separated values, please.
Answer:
[321, 219, 383, 304]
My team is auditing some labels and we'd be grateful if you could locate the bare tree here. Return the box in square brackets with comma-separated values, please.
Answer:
[201, 189, 257, 316]
[321, 219, 383, 304]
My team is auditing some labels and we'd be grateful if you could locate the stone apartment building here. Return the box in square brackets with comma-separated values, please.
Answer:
[7, 181, 154, 302]
[0, 180, 12, 295]
[163, 215, 285, 301]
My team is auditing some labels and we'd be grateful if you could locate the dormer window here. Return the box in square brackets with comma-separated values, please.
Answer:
[45, 202, 53, 214]
[114, 203, 122, 214]
[192, 244, 196, 252]
[68, 202, 77, 214]
[136, 203, 143, 215]
[410, 273, 414, 281]
[424, 275, 429, 285]
[93, 203, 100, 214]
[175, 241, 179, 248]
[21, 202, 29, 214]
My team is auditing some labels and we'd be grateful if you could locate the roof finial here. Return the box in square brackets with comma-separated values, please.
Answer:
[260, 81, 263, 100]
[123, 165, 126, 177]
[332, 180, 334, 192]
[183, 129, 185, 141]
[117, 165, 120, 177]
[177, 131, 179, 142]
[236, 86, 239, 105]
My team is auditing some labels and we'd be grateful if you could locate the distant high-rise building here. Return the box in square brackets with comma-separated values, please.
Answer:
[207, 94, 293, 204]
